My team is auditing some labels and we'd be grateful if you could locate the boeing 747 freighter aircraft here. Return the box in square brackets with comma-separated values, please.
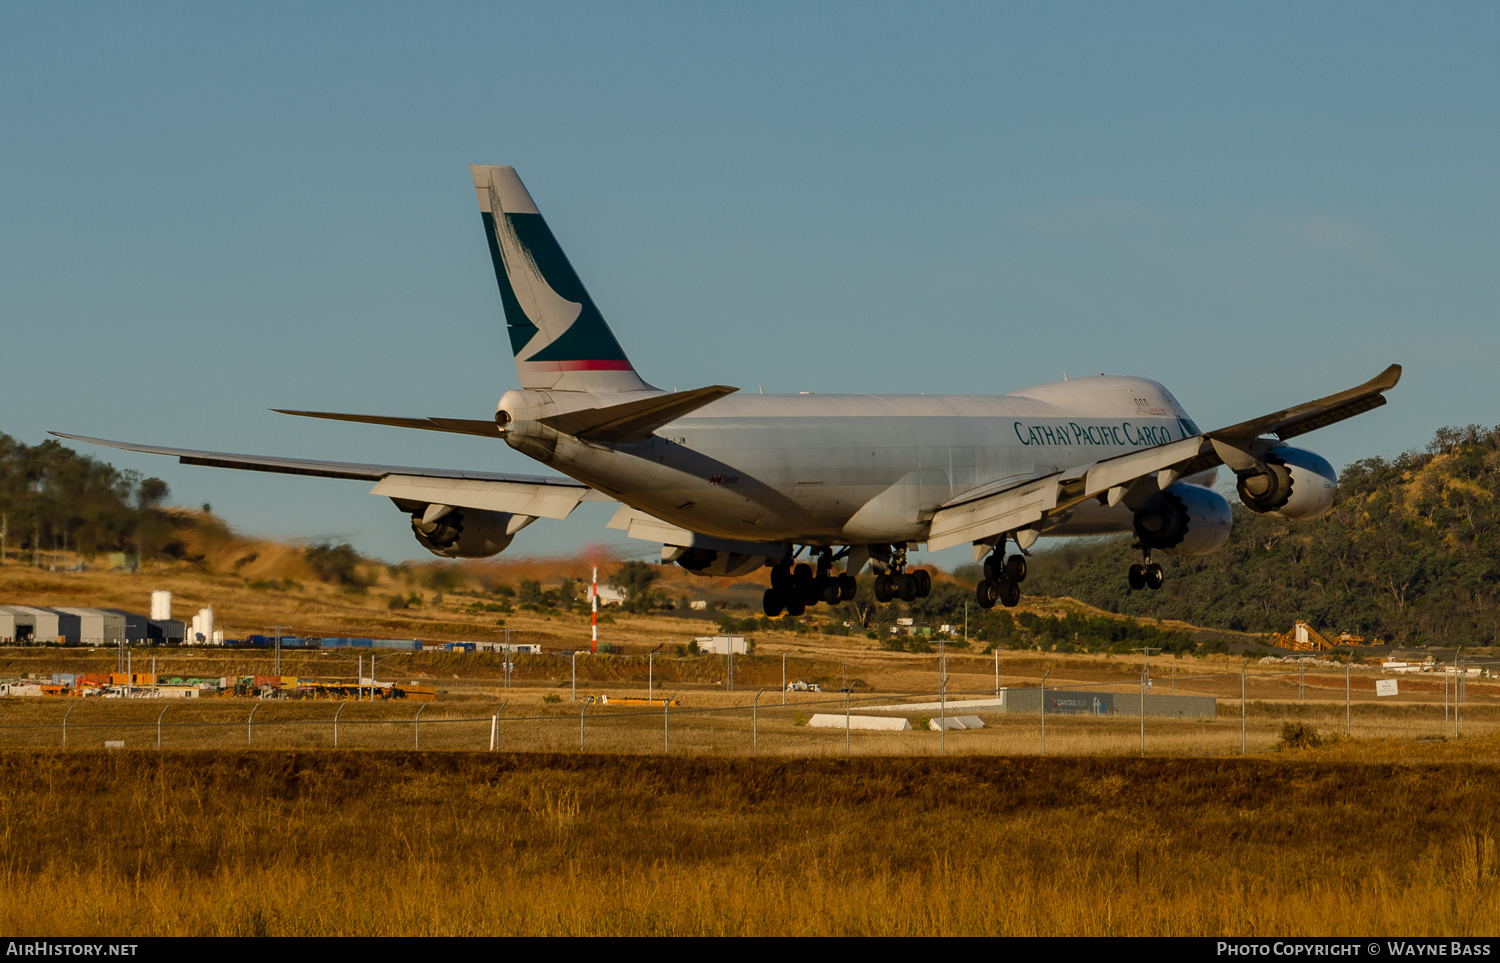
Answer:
[58, 165, 1402, 617]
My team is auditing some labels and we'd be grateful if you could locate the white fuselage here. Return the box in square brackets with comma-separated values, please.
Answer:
[505, 374, 1208, 546]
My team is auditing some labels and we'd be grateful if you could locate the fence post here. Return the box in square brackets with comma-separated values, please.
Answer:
[663, 698, 669, 753]
[940, 646, 947, 757]
[580, 702, 586, 751]
[1040, 670, 1049, 755]
[156, 705, 168, 750]
[247, 703, 259, 747]
[334, 703, 345, 748]
[414, 704, 427, 749]
[1139, 671, 1146, 757]
[845, 690, 851, 757]
[61, 703, 75, 748]
[753, 689, 763, 752]
[1240, 662, 1247, 754]
[1345, 662, 1351, 737]
[489, 701, 507, 752]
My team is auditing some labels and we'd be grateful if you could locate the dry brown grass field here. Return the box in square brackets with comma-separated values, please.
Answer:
[5, 553, 1500, 934]
[1, 749, 1498, 936]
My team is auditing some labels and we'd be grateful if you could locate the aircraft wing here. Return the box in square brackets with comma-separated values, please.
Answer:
[49, 433, 611, 520]
[1207, 364, 1401, 443]
[925, 364, 1401, 552]
[926, 437, 1204, 551]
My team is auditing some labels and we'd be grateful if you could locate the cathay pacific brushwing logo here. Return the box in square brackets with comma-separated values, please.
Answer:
[488, 183, 582, 361]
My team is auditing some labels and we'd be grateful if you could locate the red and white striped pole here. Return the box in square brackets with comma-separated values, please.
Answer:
[591, 566, 598, 653]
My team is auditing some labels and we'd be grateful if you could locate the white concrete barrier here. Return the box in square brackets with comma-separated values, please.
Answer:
[808, 713, 911, 731]
[863, 698, 1003, 713]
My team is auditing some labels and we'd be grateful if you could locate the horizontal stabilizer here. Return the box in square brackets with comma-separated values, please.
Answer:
[537, 385, 737, 443]
[273, 410, 503, 438]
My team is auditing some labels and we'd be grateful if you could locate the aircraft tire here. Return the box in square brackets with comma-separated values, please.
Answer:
[786, 597, 806, 617]
[1004, 554, 1027, 583]
[762, 589, 785, 617]
[821, 581, 842, 605]
[1144, 562, 1165, 590]
[875, 573, 895, 603]
[976, 579, 998, 609]
[1128, 563, 1146, 591]
[838, 574, 857, 601]
[899, 573, 918, 602]
[997, 577, 1021, 608]
[914, 569, 932, 597]
[771, 564, 792, 591]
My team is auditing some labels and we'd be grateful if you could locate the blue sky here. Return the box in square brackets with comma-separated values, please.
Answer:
[3, 2, 1496, 565]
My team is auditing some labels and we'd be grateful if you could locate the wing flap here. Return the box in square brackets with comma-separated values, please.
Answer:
[606, 506, 785, 556]
[926, 475, 1062, 552]
[538, 385, 737, 442]
[371, 475, 591, 519]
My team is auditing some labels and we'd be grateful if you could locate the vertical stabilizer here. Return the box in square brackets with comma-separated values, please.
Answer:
[471, 165, 653, 393]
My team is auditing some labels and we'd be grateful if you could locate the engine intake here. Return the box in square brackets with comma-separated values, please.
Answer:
[1234, 446, 1337, 521]
[1133, 483, 1232, 557]
[410, 506, 535, 558]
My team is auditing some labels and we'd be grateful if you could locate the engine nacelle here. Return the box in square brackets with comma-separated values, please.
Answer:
[662, 546, 768, 578]
[410, 507, 535, 559]
[1132, 483, 1233, 557]
[1235, 446, 1337, 521]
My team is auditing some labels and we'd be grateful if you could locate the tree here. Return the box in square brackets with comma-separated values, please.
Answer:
[609, 561, 661, 612]
[304, 542, 370, 587]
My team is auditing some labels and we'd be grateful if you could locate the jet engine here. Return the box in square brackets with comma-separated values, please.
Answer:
[409, 505, 536, 559]
[1132, 483, 1233, 557]
[661, 546, 768, 578]
[1233, 446, 1337, 522]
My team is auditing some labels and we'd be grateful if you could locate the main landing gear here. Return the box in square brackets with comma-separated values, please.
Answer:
[1127, 549, 1165, 591]
[762, 550, 857, 617]
[976, 548, 1026, 609]
[870, 545, 933, 604]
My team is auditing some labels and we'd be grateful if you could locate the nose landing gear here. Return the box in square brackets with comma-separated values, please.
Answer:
[1127, 551, 1165, 591]
[872, 546, 932, 604]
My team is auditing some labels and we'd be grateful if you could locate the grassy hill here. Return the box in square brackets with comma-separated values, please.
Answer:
[1026, 425, 1500, 647]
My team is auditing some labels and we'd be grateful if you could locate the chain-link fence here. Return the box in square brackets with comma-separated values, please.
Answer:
[2, 661, 1496, 755]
